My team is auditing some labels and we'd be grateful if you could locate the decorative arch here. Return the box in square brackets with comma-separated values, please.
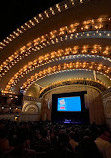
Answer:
[4, 61, 111, 93]
[22, 103, 39, 113]
[39, 79, 108, 97]
[5, 44, 111, 91]
[0, 0, 88, 50]
[0, 17, 111, 78]
[20, 63, 111, 91]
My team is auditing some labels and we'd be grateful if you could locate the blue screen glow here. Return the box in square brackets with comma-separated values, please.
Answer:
[57, 96, 81, 112]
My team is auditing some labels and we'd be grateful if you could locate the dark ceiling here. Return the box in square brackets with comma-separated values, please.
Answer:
[0, 0, 63, 41]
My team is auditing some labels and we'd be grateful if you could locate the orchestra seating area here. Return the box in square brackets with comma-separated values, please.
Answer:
[0, 120, 111, 158]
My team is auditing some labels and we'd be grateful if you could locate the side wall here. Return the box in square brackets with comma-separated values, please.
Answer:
[102, 88, 111, 128]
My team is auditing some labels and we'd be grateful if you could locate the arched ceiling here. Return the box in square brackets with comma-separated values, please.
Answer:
[0, 0, 111, 95]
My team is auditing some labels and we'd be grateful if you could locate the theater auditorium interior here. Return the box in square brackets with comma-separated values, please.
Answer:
[0, 0, 111, 157]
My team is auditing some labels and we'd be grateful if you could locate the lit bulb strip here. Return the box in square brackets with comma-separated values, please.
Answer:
[5, 45, 111, 91]
[0, 22, 111, 79]
[5, 61, 111, 92]
[0, 0, 90, 50]
[0, 17, 110, 76]
[39, 78, 108, 97]
[23, 69, 111, 94]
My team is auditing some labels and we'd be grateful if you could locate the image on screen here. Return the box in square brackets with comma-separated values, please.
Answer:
[57, 96, 81, 112]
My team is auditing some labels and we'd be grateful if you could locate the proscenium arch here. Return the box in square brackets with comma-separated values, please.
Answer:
[18, 61, 111, 92]
[5, 44, 111, 90]
[39, 79, 108, 97]
[5, 63, 111, 92]
[23, 74, 110, 95]
[23, 74, 110, 94]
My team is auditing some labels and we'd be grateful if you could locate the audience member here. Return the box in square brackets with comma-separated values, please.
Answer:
[0, 119, 110, 158]
[95, 129, 111, 158]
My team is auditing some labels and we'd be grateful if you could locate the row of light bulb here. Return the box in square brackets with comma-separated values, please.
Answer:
[40, 78, 108, 96]
[15, 61, 111, 90]
[0, 17, 110, 78]
[23, 68, 111, 94]
[5, 44, 111, 92]
[0, 0, 83, 50]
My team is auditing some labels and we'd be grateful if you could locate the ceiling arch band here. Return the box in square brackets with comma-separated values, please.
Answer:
[39, 79, 108, 97]
[0, 17, 111, 78]
[5, 45, 111, 91]
[4, 61, 111, 92]
[6, 54, 111, 88]
[0, 0, 87, 50]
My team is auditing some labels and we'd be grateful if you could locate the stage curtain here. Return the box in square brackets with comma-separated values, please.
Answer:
[89, 93, 105, 124]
